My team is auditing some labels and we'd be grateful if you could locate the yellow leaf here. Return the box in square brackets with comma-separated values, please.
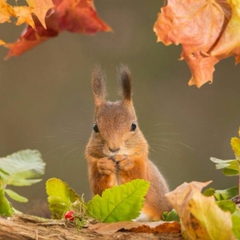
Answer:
[0, 0, 35, 28]
[166, 181, 236, 240]
[0, 39, 6, 45]
[231, 137, 240, 159]
[13, 6, 35, 29]
[26, 0, 54, 29]
[0, 0, 14, 23]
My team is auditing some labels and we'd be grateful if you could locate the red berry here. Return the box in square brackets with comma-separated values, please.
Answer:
[64, 210, 74, 221]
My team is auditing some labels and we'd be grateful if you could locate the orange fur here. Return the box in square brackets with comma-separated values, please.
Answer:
[85, 66, 171, 221]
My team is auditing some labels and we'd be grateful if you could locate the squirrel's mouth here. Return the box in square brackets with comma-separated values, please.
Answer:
[102, 149, 116, 158]
[103, 147, 119, 157]
[102, 142, 137, 158]
[103, 147, 129, 158]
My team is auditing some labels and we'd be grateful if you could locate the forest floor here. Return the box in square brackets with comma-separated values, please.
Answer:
[0, 214, 183, 240]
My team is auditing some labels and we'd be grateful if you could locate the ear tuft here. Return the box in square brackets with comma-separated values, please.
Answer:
[91, 65, 106, 106]
[118, 65, 132, 101]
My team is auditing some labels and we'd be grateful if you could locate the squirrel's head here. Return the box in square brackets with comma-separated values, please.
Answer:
[89, 65, 148, 158]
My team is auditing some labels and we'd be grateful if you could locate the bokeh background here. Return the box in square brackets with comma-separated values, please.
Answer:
[0, 0, 239, 215]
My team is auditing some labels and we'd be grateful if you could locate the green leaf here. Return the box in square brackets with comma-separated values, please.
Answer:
[86, 179, 150, 223]
[0, 188, 14, 217]
[0, 149, 45, 186]
[210, 157, 239, 176]
[5, 189, 28, 203]
[216, 200, 236, 214]
[210, 157, 238, 170]
[203, 186, 238, 201]
[0, 168, 10, 177]
[232, 207, 240, 239]
[214, 186, 238, 200]
[46, 178, 81, 219]
[162, 209, 180, 222]
[202, 187, 215, 197]
[222, 168, 239, 176]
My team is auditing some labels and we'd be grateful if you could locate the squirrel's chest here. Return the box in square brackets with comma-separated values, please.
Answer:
[107, 172, 131, 187]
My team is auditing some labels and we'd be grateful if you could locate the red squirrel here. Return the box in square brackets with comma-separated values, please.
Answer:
[85, 66, 171, 221]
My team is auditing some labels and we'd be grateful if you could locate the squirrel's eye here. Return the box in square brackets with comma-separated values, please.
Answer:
[130, 122, 137, 132]
[93, 123, 99, 133]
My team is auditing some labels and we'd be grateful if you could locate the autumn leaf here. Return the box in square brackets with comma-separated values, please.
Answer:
[13, 6, 35, 28]
[0, 40, 5, 45]
[231, 137, 240, 159]
[53, 0, 111, 33]
[0, 0, 14, 23]
[166, 181, 236, 240]
[4, 17, 59, 59]
[89, 221, 180, 235]
[211, 0, 240, 59]
[0, 0, 53, 29]
[26, 0, 54, 29]
[154, 0, 240, 88]
[5, 0, 111, 59]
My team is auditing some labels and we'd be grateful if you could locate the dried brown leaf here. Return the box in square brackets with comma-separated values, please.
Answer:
[89, 221, 180, 235]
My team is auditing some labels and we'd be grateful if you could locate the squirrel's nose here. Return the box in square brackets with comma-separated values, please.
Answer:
[109, 147, 120, 153]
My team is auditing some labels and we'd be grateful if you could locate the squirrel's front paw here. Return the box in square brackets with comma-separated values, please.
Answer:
[115, 155, 134, 171]
[97, 158, 115, 175]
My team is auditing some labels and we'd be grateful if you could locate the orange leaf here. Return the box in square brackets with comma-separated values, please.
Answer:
[5, 17, 59, 59]
[234, 47, 240, 63]
[180, 48, 220, 88]
[5, 0, 111, 58]
[154, 0, 232, 87]
[26, 0, 54, 29]
[0, 39, 6, 45]
[89, 221, 180, 235]
[211, 0, 240, 59]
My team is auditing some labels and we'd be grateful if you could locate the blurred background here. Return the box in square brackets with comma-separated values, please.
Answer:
[0, 0, 239, 216]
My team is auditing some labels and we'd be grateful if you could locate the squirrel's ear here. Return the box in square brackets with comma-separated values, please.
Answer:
[119, 65, 132, 102]
[91, 65, 106, 106]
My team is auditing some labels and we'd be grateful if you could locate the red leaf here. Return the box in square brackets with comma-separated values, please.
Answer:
[5, 16, 59, 59]
[55, 0, 111, 34]
[5, 0, 111, 58]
